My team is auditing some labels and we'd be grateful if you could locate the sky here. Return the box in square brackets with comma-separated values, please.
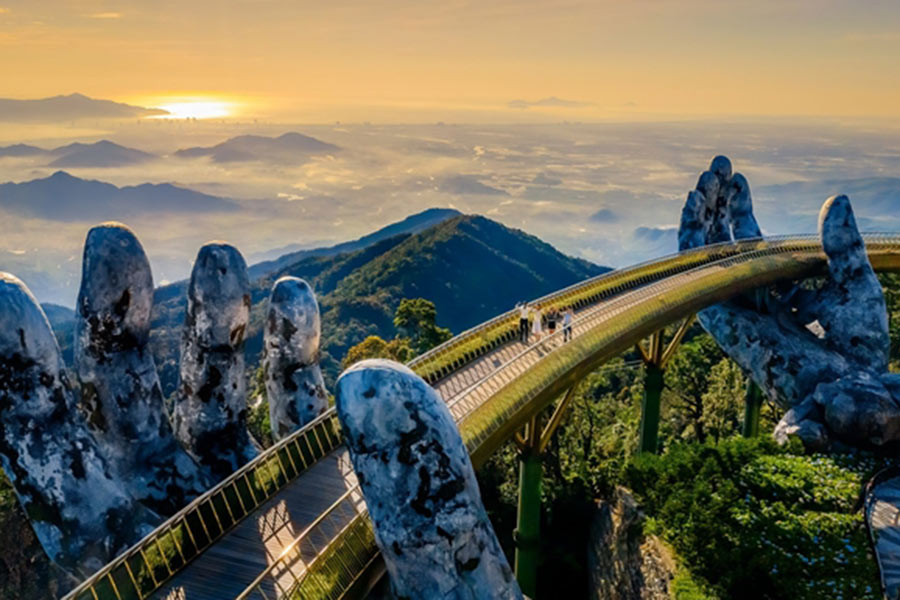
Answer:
[0, 1, 899, 307]
[2, 0, 900, 122]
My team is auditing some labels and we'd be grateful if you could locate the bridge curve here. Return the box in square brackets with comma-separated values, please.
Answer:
[65, 234, 900, 600]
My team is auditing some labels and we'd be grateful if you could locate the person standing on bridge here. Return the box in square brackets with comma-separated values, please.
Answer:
[563, 306, 574, 342]
[531, 304, 543, 343]
[547, 307, 558, 338]
[518, 301, 530, 343]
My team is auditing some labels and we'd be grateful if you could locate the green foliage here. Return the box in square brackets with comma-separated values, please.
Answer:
[880, 273, 900, 369]
[0, 473, 65, 599]
[393, 298, 452, 354]
[662, 334, 725, 444]
[699, 358, 744, 443]
[549, 362, 643, 498]
[671, 565, 720, 600]
[341, 334, 414, 369]
[625, 438, 885, 600]
[247, 364, 273, 448]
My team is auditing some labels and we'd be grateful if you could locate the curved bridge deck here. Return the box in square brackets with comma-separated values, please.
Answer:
[65, 234, 900, 600]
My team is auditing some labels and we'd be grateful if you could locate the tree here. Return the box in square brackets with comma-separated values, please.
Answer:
[880, 273, 900, 368]
[700, 359, 745, 443]
[341, 335, 414, 369]
[393, 298, 452, 354]
[663, 334, 725, 443]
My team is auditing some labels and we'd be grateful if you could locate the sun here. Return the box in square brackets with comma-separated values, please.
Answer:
[155, 100, 232, 119]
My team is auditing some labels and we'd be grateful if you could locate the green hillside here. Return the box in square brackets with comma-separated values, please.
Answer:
[53, 214, 606, 395]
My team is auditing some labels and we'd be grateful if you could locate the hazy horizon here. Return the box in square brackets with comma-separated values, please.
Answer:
[2, 114, 899, 307]
[1, 1, 899, 306]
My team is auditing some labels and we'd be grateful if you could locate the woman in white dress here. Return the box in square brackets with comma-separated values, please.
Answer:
[531, 305, 543, 343]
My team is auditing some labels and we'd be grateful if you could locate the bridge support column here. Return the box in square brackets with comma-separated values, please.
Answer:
[742, 379, 763, 438]
[512, 386, 578, 598]
[639, 363, 664, 454]
[514, 442, 541, 598]
[635, 315, 695, 455]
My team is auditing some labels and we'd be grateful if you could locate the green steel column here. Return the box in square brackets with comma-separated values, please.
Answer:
[743, 380, 763, 438]
[638, 363, 664, 454]
[514, 448, 542, 598]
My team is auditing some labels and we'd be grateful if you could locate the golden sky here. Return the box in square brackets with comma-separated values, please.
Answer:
[2, 0, 900, 121]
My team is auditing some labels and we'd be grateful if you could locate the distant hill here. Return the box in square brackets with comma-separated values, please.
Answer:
[248, 207, 463, 278]
[47, 140, 157, 167]
[0, 171, 236, 221]
[174, 132, 339, 163]
[0, 140, 157, 167]
[0, 144, 45, 157]
[0, 93, 168, 121]
[756, 177, 900, 232]
[51, 213, 608, 395]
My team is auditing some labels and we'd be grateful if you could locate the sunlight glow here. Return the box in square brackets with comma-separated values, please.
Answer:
[154, 101, 233, 119]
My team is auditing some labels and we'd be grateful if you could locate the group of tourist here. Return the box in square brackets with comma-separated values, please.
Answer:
[517, 302, 574, 345]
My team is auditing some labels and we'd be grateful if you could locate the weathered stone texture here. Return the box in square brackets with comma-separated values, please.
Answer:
[172, 242, 259, 482]
[679, 156, 897, 450]
[336, 359, 522, 600]
[588, 488, 675, 600]
[0, 272, 158, 575]
[264, 276, 328, 441]
[74, 223, 211, 514]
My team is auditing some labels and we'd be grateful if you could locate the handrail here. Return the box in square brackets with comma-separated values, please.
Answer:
[63, 233, 900, 600]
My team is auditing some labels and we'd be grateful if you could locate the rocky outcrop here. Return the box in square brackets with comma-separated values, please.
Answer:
[74, 223, 212, 515]
[679, 156, 898, 450]
[588, 488, 675, 600]
[264, 276, 328, 440]
[336, 359, 522, 600]
[0, 272, 158, 575]
[171, 242, 260, 482]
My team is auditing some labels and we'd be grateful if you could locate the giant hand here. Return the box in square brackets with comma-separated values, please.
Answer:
[0, 225, 329, 577]
[679, 156, 898, 450]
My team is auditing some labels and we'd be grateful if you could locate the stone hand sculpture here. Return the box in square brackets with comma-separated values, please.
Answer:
[679, 155, 898, 450]
[336, 359, 523, 600]
[172, 242, 260, 482]
[74, 223, 213, 515]
[264, 276, 328, 441]
[0, 273, 159, 575]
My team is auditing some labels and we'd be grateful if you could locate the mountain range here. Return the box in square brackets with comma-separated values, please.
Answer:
[0, 171, 236, 221]
[175, 132, 339, 163]
[247, 207, 463, 276]
[0, 93, 168, 121]
[48, 211, 607, 393]
[0, 140, 157, 167]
